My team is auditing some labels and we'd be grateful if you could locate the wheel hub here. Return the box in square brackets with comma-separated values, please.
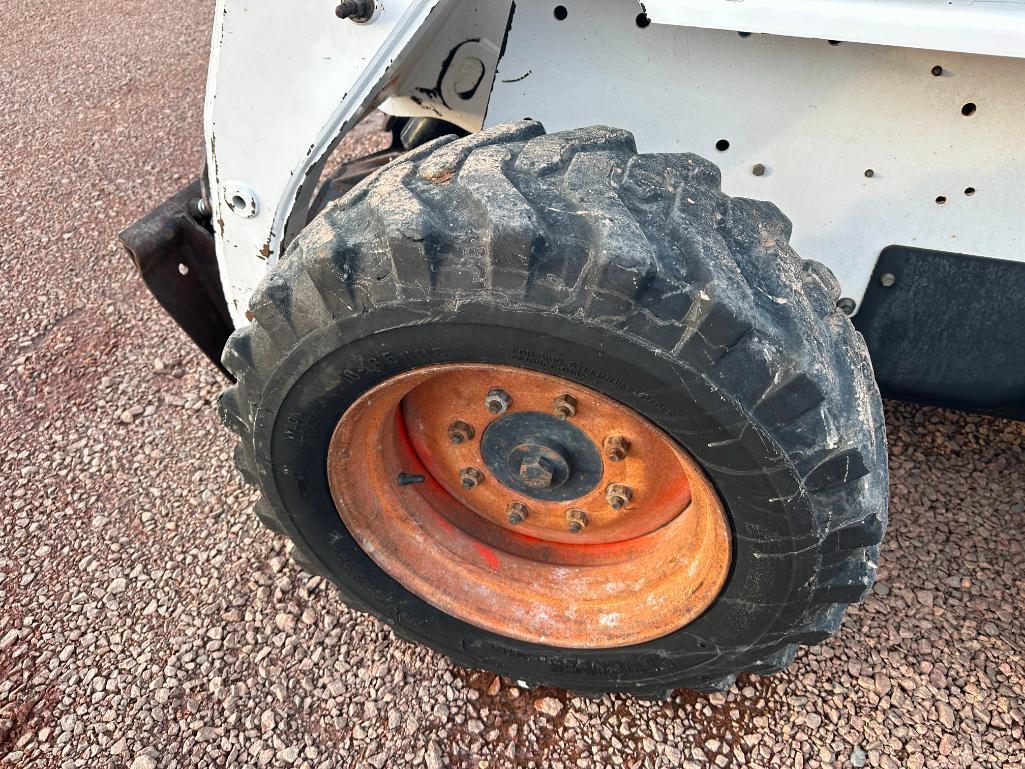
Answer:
[482, 411, 602, 502]
[326, 363, 732, 648]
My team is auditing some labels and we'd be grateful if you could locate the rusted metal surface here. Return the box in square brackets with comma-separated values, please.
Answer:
[305, 147, 401, 222]
[327, 364, 732, 648]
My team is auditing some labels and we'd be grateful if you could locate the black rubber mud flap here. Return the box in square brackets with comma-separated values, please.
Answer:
[854, 245, 1025, 420]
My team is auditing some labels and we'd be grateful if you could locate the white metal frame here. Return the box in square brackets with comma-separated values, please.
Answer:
[486, 0, 1025, 313]
[644, 0, 1025, 59]
[204, 0, 1025, 326]
[204, 0, 451, 324]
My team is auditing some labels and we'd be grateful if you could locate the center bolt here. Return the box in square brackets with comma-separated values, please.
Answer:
[485, 388, 511, 415]
[460, 467, 485, 490]
[518, 455, 555, 489]
[506, 502, 530, 525]
[566, 509, 588, 534]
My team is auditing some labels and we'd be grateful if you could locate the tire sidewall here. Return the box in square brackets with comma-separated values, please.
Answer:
[252, 297, 821, 691]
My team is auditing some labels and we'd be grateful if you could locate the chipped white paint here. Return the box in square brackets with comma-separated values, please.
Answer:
[221, 180, 259, 219]
[204, 0, 451, 324]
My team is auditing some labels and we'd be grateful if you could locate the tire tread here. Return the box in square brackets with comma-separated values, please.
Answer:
[219, 121, 887, 694]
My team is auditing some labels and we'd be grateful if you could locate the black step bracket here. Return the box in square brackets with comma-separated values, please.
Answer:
[118, 179, 234, 374]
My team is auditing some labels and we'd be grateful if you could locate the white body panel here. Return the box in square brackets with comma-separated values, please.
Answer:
[380, 1, 515, 132]
[204, 0, 447, 324]
[644, 0, 1025, 60]
[204, 0, 1025, 325]
[486, 0, 1025, 313]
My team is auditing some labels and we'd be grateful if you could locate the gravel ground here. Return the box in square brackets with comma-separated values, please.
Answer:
[1, 2, 1023, 768]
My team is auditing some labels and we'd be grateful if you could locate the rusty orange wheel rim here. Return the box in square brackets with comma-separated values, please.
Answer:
[327, 364, 731, 648]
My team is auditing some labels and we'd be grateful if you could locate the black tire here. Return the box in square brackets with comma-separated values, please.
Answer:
[219, 121, 888, 696]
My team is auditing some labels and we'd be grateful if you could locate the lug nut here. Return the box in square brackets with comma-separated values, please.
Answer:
[553, 393, 578, 420]
[507, 502, 530, 525]
[459, 467, 485, 490]
[485, 388, 511, 415]
[447, 420, 475, 445]
[606, 483, 633, 510]
[603, 435, 630, 462]
[566, 509, 588, 534]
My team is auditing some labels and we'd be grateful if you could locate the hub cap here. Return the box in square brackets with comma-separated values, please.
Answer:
[326, 364, 731, 648]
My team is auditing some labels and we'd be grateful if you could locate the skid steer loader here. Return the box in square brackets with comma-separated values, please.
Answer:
[119, 0, 1025, 695]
